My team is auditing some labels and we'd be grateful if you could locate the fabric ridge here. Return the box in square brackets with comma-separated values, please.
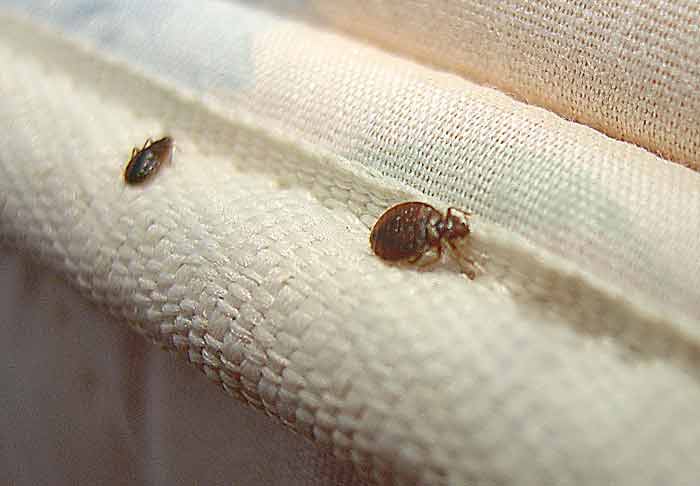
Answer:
[253, 0, 700, 171]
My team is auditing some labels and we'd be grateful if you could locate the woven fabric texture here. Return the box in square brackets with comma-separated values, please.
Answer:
[1, 1, 700, 485]
[0, 250, 366, 486]
[257, 0, 700, 170]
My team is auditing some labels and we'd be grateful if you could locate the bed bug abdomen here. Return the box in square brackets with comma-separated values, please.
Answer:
[124, 136, 174, 184]
[370, 202, 442, 261]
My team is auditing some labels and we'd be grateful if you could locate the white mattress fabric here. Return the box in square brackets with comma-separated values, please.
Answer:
[0, 250, 366, 486]
[1, 1, 699, 485]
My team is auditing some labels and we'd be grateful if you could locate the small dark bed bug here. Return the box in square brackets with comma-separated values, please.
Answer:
[124, 136, 174, 184]
[370, 201, 476, 279]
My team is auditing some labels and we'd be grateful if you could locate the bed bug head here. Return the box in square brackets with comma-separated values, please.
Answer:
[441, 207, 471, 241]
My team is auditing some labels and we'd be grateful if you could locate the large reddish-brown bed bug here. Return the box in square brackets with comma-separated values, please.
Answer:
[124, 136, 174, 184]
[370, 201, 476, 279]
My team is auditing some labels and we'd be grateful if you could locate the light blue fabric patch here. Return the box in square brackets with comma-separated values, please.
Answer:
[2, 0, 263, 94]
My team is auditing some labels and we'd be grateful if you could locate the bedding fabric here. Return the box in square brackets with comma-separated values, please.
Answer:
[1, 1, 699, 485]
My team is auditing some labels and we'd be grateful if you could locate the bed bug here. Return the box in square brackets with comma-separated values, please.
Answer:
[124, 136, 174, 184]
[369, 202, 476, 279]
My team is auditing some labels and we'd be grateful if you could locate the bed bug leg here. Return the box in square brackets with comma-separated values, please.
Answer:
[448, 240, 477, 280]
[407, 252, 423, 264]
[407, 244, 440, 266]
[416, 245, 442, 268]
